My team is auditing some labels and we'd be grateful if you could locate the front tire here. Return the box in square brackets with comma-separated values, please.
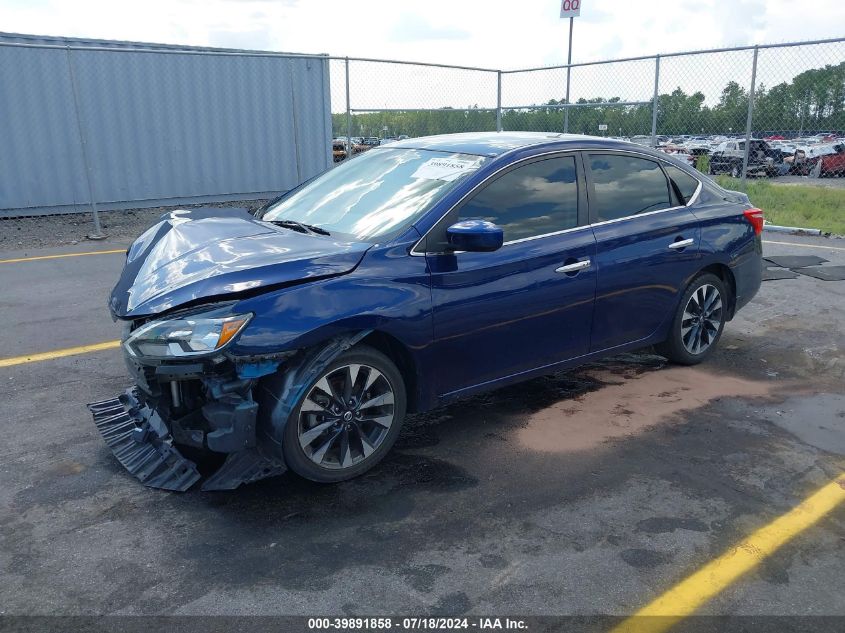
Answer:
[656, 273, 727, 365]
[282, 345, 406, 483]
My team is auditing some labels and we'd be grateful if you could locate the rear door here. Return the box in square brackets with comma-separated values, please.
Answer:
[586, 152, 702, 352]
[425, 153, 597, 395]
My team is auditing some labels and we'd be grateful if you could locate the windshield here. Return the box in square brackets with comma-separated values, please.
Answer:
[261, 148, 487, 241]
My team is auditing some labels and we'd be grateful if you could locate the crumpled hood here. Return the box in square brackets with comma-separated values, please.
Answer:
[110, 207, 371, 318]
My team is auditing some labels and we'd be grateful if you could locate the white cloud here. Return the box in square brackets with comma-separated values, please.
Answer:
[389, 13, 470, 42]
[0, 0, 842, 109]
[0, 0, 841, 66]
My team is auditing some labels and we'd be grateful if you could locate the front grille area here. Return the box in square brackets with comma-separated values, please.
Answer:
[123, 353, 158, 396]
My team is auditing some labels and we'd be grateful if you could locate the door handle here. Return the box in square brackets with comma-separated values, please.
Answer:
[668, 238, 695, 250]
[556, 259, 591, 274]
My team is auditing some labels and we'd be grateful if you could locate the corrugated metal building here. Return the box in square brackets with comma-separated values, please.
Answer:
[0, 32, 333, 217]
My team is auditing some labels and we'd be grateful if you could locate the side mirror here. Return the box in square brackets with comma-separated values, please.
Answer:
[445, 219, 504, 253]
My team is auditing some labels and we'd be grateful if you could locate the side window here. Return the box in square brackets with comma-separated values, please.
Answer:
[458, 156, 578, 242]
[663, 164, 700, 205]
[588, 154, 672, 222]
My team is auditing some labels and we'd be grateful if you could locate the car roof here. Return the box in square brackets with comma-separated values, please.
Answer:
[386, 131, 639, 157]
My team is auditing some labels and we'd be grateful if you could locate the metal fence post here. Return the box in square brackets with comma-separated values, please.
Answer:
[650, 55, 660, 147]
[741, 46, 759, 185]
[345, 57, 352, 160]
[288, 60, 303, 182]
[65, 46, 105, 239]
[496, 71, 502, 132]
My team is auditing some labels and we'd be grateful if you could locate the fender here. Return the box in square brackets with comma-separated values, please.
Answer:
[229, 240, 438, 409]
[254, 330, 372, 461]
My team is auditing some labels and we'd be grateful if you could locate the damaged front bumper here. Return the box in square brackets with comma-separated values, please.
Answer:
[89, 389, 203, 491]
[87, 354, 287, 492]
[88, 331, 370, 492]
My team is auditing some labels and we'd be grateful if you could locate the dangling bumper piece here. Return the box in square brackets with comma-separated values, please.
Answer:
[88, 389, 201, 491]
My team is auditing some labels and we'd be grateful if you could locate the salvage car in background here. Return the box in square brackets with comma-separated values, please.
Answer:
[331, 139, 372, 162]
[89, 132, 764, 492]
[332, 140, 347, 162]
[809, 143, 845, 177]
[709, 139, 783, 177]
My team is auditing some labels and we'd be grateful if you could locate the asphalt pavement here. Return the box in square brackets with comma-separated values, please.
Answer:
[0, 233, 843, 620]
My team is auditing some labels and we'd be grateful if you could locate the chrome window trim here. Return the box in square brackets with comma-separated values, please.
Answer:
[588, 204, 685, 229]
[421, 225, 592, 257]
[409, 146, 703, 257]
[501, 224, 591, 246]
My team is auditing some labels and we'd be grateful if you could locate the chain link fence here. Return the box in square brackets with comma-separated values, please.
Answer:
[333, 37, 845, 185]
[328, 57, 499, 161]
[2, 36, 843, 248]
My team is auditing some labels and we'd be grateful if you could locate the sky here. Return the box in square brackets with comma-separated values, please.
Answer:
[1, 0, 843, 109]
[1, 0, 843, 69]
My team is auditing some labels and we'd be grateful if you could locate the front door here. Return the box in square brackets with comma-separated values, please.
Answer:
[425, 154, 597, 396]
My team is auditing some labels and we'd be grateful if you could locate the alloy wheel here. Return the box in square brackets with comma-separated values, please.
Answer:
[297, 363, 395, 470]
[681, 283, 723, 355]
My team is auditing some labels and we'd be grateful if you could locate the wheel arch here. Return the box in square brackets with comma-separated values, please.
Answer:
[359, 330, 421, 413]
[253, 324, 424, 416]
[698, 262, 737, 319]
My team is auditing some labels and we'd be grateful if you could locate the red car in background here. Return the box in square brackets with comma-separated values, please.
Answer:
[817, 144, 845, 177]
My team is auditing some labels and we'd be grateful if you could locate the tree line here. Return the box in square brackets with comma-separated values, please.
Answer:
[332, 62, 844, 139]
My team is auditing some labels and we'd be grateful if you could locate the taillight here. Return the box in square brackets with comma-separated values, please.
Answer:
[743, 207, 764, 235]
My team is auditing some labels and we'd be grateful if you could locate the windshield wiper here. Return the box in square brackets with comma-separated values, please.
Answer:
[266, 219, 331, 236]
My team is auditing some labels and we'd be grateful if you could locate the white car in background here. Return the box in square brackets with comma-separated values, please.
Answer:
[657, 146, 697, 167]
[682, 137, 713, 155]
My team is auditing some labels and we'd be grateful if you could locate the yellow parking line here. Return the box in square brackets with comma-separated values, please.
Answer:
[611, 475, 845, 633]
[0, 249, 125, 264]
[0, 340, 121, 368]
[763, 240, 845, 252]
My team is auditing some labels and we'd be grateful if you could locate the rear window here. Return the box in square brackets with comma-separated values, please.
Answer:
[663, 164, 700, 204]
[588, 154, 672, 222]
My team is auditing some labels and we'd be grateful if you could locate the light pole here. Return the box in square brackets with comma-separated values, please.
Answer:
[559, 1, 582, 133]
[564, 16, 573, 133]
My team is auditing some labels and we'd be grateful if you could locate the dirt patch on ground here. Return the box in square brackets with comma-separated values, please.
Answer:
[516, 366, 778, 453]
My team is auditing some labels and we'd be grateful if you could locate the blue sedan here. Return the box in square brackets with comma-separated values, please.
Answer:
[89, 132, 764, 491]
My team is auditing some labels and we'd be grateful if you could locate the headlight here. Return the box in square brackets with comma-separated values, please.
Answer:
[124, 309, 252, 359]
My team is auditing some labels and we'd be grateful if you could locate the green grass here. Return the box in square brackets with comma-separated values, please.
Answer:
[713, 176, 845, 235]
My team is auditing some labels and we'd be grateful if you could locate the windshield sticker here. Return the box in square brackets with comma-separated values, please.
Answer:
[412, 157, 481, 182]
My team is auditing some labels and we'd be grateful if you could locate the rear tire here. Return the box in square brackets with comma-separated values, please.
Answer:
[656, 273, 727, 366]
[281, 345, 406, 483]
